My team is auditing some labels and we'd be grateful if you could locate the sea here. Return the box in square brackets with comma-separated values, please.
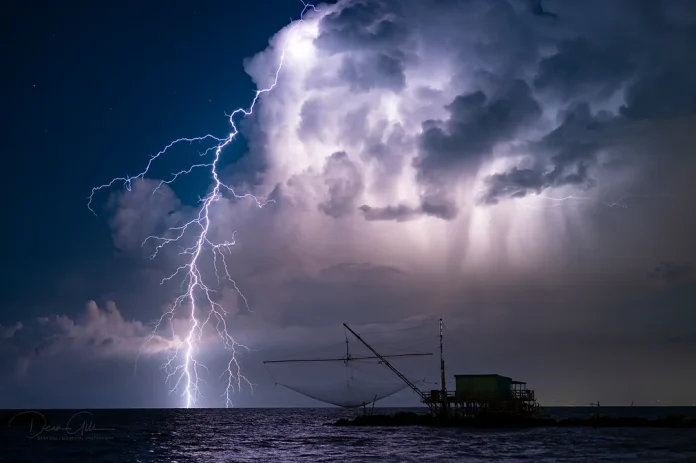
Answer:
[1, 407, 695, 462]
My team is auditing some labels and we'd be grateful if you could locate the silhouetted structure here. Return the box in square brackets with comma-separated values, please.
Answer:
[424, 374, 541, 419]
[263, 326, 432, 408]
[343, 319, 542, 420]
[333, 321, 696, 428]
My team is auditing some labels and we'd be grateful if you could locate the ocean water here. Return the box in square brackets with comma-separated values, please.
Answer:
[1, 407, 695, 462]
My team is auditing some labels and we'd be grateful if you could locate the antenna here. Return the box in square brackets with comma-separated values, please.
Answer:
[344, 326, 351, 363]
[440, 318, 448, 415]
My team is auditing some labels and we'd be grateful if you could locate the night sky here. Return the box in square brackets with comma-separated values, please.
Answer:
[2, 0, 307, 320]
[2, 0, 695, 408]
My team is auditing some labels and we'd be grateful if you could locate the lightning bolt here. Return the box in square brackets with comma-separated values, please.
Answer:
[89, 2, 318, 408]
[523, 193, 673, 210]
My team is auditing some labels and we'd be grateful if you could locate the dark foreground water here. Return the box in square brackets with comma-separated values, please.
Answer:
[1, 407, 695, 462]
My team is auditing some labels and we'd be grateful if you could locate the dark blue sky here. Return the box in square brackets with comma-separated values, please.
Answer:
[2, 0, 316, 323]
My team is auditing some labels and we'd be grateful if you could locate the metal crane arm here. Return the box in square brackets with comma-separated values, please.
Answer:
[343, 323, 438, 413]
[262, 352, 432, 364]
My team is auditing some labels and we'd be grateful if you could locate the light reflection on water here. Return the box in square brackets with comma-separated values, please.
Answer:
[1, 407, 695, 462]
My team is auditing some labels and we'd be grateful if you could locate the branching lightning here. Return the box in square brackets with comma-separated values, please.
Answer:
[89, 2, 317, 408]
[523, 193, 673, 210]
[531, 194, 634, 209]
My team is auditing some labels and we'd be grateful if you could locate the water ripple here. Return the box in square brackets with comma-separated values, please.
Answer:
[1, 408, 695, 462]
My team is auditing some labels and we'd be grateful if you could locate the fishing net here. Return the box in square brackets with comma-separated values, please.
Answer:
[265, 357, 413, 407]
[263, 326, 437, 408]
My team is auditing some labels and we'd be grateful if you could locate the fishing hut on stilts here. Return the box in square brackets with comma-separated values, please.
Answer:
[264, 318, 541, 421]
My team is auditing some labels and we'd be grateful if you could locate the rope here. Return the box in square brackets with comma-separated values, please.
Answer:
[263, 361, 279, 386]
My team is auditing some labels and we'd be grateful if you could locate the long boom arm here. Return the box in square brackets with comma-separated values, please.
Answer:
[342, 323, 438, 413]
[263, 352, 432, 364]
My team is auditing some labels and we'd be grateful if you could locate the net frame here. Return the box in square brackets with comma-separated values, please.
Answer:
[263, 328, 432, 408]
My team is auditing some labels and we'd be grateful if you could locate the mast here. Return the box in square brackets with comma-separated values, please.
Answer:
[343, 323, 438, 413]
[439, 318, 448, 415]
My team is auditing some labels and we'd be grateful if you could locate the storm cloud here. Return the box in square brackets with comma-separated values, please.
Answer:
[226, 0, 696, 404]
[4, 0, 696, 407]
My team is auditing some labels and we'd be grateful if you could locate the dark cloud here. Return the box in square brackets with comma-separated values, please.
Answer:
[617, 6, 696, 120]
[314, 1, 408, 54]
[540, 103, 609, 182]
[359, 204, 420, 222]
[339, 51, 406, 92]
[620, 63, 696, 120]
[359, 196, 459, 222]
[474, 0, 696, 205]
[415, 79, 541, 212]
[359, 197, 459, 222]
[317, 151, 364, 218]
[480, 102, 604, 204]
[480, 168, 545, 204]
[416, 80, 542, 180]
[468, 0, 544, 78]
[312, 1, 414, 93]
[648, 261, 694, 284]
[420, 197, 458, 220]
[534, 37, 633, 101]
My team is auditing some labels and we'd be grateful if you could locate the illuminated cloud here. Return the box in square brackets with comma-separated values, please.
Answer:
[7, 0, 695, 406]
[3, 301, 180, 377]
[104, 0, 696, 330]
